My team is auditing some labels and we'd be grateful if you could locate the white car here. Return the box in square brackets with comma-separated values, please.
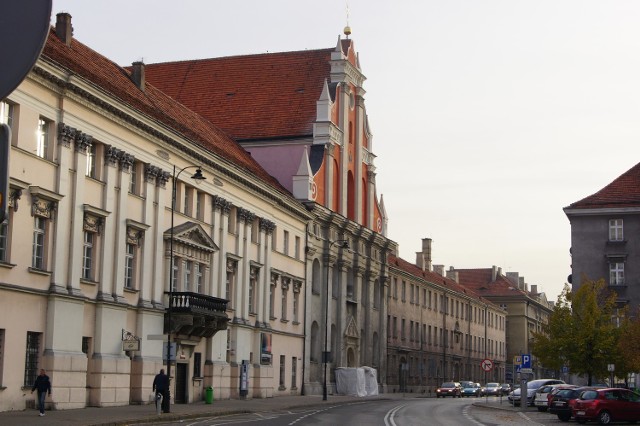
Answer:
[534, 384, 569, 411]
[508, 379, 565, 406]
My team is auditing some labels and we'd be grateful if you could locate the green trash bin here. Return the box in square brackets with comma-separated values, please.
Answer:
[205, 386, 214, 404]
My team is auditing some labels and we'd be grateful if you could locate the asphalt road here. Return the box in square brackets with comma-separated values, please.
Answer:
[132, 397, 561, 426]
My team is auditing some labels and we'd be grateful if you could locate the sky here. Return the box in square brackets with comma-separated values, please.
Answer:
[49, 0, 640, 301]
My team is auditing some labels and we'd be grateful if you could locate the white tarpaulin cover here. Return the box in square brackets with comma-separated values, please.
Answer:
[335, 367, 378, 396]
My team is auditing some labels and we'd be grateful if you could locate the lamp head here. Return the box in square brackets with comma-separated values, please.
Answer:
[191, 168, 206, 181]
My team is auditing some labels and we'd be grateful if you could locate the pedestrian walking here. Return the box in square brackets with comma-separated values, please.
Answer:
[31, 369, 51, 416]
[152, 368, 170, 413]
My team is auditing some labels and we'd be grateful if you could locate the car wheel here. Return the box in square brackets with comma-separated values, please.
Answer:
[557, 413, 571, 422]
[598, 410, 612, 425]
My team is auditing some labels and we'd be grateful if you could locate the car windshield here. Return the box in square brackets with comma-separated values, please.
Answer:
[487, 383, 499, 387]
[580, 390, 598, 400]
[557, 389, 575, 397]
[441, 382, 456, 388]
[527, 380, 558, 389]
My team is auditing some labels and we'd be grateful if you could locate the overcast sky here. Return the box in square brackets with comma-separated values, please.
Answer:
[50, 0, 640, 301]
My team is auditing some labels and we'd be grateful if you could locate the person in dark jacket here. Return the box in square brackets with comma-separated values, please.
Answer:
[31, 369, 51, 416]
[153, 369, 170, 413]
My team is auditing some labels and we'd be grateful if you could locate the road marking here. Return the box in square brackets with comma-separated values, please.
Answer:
[462, 404, 486, 426]
[384, 403, 407, 426]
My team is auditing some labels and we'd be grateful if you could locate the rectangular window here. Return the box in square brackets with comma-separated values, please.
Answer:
[610, 262, 625, 286]
[24, 332, 40, 386]
[293, 288, 299, 323]
[129, 161, 140, 195]
[410, 284, 414, 303]
[279, 355, 286, 388]
[0, 101, 13, 128]
[401, 281, 406, 302]
[195, 191, 202, 220]
[393, 278, 398, 299]
[32, 217, 46, 269]
[283, 230, 289, 256]
[393, 317, 397, 338]
[124, 243, 135, 289]
[86, 143, 96, 177]
[281, 286, 288, 320]
[171, 257, 179, 292]
[248, 272, 256, 314]
[194, 352, 202, 377]
[36, 117, 51, 159]
[270, 280, 276, 318]
[294, 236, 300, 260]
[81, 336, 91, 355]
[0, 221, 8, 262]
[401, 318, 406, 340]
[195, 263, 203, 293]
[82, 231, 94, 280]
[609, 219, 624, 241]
[291, 357, 297, 389]
[183, 260, 192, 292]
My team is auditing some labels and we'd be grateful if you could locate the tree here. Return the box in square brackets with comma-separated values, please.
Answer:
[532, 279, 619, 385]
[617, 308, 640, 381]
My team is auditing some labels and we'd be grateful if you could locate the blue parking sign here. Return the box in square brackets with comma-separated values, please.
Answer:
[522, 354, 531, 369]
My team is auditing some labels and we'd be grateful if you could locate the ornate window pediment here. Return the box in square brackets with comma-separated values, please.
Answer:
[165, 222, 218, 263]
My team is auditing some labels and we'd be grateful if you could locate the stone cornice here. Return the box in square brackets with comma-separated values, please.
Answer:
[32, 60, 312, 221]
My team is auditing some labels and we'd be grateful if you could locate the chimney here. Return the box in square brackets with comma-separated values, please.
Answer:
[445, 267, 459, 283]
[506, 272, 519, 286]
[519, 277, 525, 290]
[131, 62, 145, 91]
[491, 265, 498, 281]
[421, 238, 432, 271]
[433, 265, 445, 276]
[530, 284, 538, 295]
[55, 13, 73, 46]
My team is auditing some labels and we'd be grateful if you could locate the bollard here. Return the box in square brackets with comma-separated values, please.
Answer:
[156, 393, 163, 415]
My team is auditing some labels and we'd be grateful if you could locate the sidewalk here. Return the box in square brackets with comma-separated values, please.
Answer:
[0, 394, 402, 426]
[0, 394, 528, 425]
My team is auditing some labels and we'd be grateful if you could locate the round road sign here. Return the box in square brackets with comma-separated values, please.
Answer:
[481, 358, 494, 372]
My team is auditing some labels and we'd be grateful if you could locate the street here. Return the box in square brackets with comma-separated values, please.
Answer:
[131, 397, 567, 426]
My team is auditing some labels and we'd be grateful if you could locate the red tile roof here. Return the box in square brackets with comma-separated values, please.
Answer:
[453, 268, 528, 298]
[141, 48, 335, 140]
[566, 162, 640, 210]
[41, 28, 289, 196]
[388, 255, 498, 306]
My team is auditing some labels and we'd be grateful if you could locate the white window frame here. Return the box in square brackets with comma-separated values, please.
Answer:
[609, 219, 624, 241]
[82, 230, 95, 280]
[609, 261, 625, 286]
[36, 117, 51, 159]
[124, 243, 135, 289]
[32, 216, 46, 269]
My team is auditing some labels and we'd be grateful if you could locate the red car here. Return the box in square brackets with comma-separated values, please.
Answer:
[436, 382, 462, 398]
[573, 388, 640, 424]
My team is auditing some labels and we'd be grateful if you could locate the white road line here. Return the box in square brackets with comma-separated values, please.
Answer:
[518, 411, 546, 425]
[384, 403, 407, 426]
[462, 404, 486, 426]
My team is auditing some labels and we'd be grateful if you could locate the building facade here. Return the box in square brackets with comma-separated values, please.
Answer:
[447, 266, 555, 382]
[386, 239, 507, 393]
[0, 14, 312, 412]
[143, 33, 396, 395]
[564, 162, 640, 310]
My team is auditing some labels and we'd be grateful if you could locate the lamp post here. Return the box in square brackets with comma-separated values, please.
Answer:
[323, 239, 349, 401]
[165, 165, 205, 413]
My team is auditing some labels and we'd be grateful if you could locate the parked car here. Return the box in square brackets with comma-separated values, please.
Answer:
[508, 379, 565, 406]
[534, 384, 570, 411]
[462, 382, 482, 397]
[484, 382, 503, 396]
[549, 386, 592, 422]
[500, 383, 512, 394]
[573, 388, 640, 424]
[436, 382, 462, 398]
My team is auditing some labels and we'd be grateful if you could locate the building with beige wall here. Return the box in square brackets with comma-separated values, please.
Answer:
[0, 14, 311, 412]
[386, 239, 507, 393]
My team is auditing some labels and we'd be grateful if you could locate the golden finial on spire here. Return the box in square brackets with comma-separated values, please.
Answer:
[344, 1, 352, 38]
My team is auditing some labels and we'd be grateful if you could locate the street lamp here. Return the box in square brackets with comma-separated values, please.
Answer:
[165, 165, 206, 413]
[323, 239, 349, 401]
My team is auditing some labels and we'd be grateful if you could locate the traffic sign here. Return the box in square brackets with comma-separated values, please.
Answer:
[521, 354, 531, 369]
[520, 368, 533, 374]
[514, 355, 522, 366]
[481, 358, 494, 372]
